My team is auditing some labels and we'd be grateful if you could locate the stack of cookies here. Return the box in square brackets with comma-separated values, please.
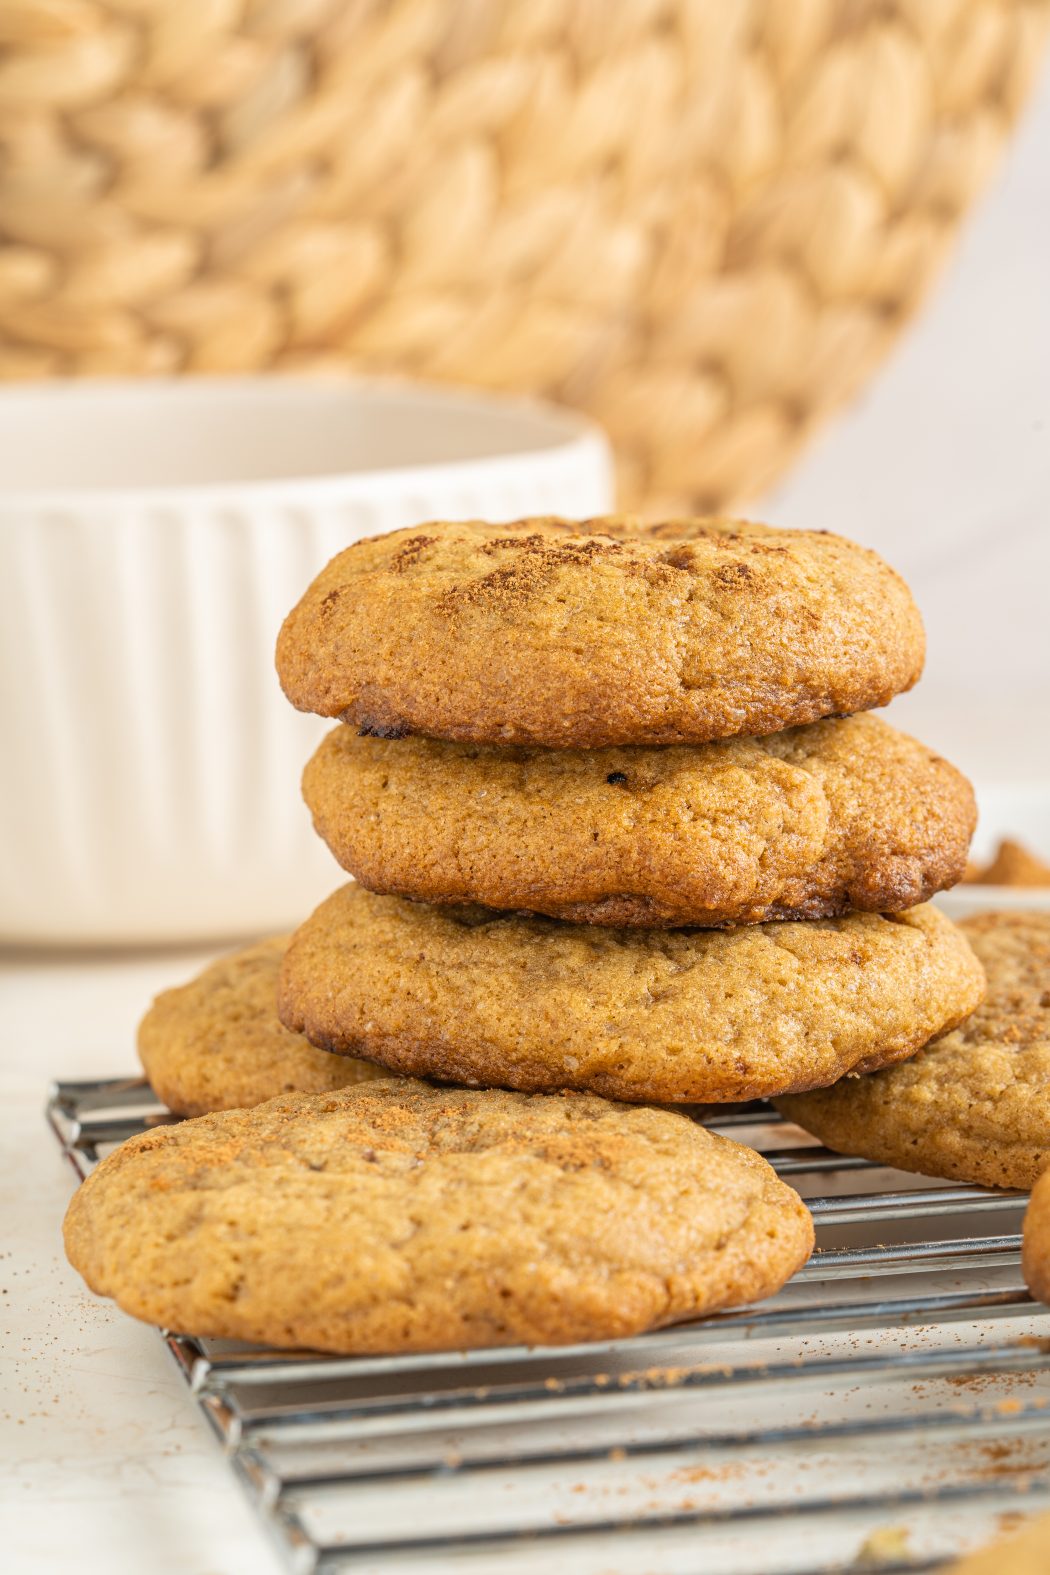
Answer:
[70, 515, 1050, 1358]
[273, 516, 984, 1108]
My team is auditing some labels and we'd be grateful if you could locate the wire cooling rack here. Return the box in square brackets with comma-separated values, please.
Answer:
[49, 1076, 1050, 1575]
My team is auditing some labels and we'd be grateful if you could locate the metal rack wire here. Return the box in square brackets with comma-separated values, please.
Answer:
[48, 1076, 1050, 1575]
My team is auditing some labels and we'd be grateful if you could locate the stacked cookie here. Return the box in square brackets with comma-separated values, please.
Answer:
[274, 516, 984, 1108]
[67, 514, 1011, 1358]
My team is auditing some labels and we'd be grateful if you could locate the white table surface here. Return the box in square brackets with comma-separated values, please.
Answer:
[1, 945, 279, 1575]
[4, 65, 1050, 1575]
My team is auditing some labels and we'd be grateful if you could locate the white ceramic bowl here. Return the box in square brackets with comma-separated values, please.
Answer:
[0, 378, 612, 944]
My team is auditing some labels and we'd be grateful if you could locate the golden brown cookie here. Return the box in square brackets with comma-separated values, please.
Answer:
[303, 714, 974, 928]
[278, 888, 984, 1104]
[276, 516, 924, 747]
[63, 1082, 814, 1353]
[945, 1511, 1050, 1574]
[778, 912, 1050, 1189]
[1023, 1168, 1050, 1305]
[138, 937, 387, 1116]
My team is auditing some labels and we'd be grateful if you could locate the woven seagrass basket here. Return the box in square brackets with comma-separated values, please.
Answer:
[1, 0, 1047, 509]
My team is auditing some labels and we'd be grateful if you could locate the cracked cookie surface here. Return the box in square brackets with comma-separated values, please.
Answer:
[63, 1082, 814, 1353]
[303, 714, 974, 927]
[779, 911, 1050, 1188]
[138, 937, 388, 1116]
[278, 888, 984, 1103]
[276, 516, 924, 747]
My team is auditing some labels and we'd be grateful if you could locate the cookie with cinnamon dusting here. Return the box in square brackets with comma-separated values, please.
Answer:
[276, 516, 924, 747]
[63, 1082, 814, 1353]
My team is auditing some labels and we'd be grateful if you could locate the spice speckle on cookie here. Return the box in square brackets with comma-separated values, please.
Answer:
[276, 516, 924, 747]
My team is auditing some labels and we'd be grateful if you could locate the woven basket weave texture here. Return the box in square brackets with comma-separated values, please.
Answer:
[0, 0, 1047, 508]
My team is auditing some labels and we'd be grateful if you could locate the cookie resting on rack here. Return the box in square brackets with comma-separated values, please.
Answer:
[778, 911, 1050, 1189]
[138, 936, 388, 1116]
[63, 1082, 814, 1353]
[1023, 1167, 1050, 1305]
[944, 1507, 1050, 1573]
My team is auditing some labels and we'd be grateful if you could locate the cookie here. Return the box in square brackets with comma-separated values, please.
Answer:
[138, 937, 387, 1116]
[1023, 1167, 1050, 1305]
[276, 516, 924, 747]
[303, 713, 974, 928]
[63, 1082, 814, 1353]
[778, 912, 1050, 1189]
[278, 888, 984, 1104]
[946, 1511, 1050, 1573]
